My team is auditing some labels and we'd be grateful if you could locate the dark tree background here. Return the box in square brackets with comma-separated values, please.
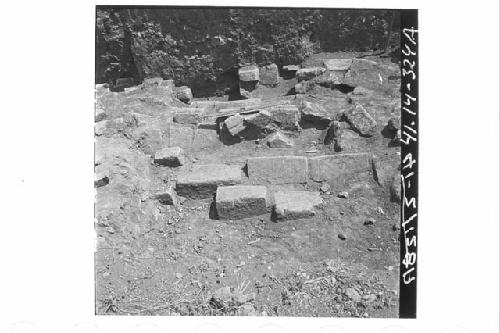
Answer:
[96, 7, 399, 96]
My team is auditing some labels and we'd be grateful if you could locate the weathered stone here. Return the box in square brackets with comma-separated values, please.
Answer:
[259, 63, 279, 86]
[238, 65, 260, 82]
[172, 107, 206, 125]
[344, 104, 377, 137]
[299, 100, 332, 125]
[173, 112, 201, 125]
[154, 147, 186, 167]
[155, 187, 177, 205]
[265, 104, 300, 130]
[113, 77, 135, 91]
[308, 153, 371, 182]
[94, 168, 110, 188]
[95, 120, 108, 136]
[95, 108, 106, 122]
[322, 121, 343, 149]
[343, 59, 382, 88]
[345, 288, 361, 302]
[267, 131, 294, 148]
[143, 77, 163, 86]
[294, 81, 315, 94]
[247, 156, 308, 184]
[272, 191, 324, 220]
[174, 86, 193, 104]
[216, 185, 267, 219]
[244, 110, 273, 129]
[176, 164, 243, 199]
[160, 79, 175, 89]
[296, 67, 326, 82]
[323, 59, 352, 71]
[224, 114, 246, 136]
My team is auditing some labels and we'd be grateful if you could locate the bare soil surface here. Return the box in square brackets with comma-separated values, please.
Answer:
[94, 52, 401, 317]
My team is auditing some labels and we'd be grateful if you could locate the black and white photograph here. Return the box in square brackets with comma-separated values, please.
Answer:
[94, 6, 412, 318]
[1, 1, 499, 333]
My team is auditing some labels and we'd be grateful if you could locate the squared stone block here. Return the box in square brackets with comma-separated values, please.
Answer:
[308, 153, 371, 182]
[296, 67, 326, 82]
[259, 63, 279, 86]
[174, 86, 193, 104]
[247, 156, 308, 184]
[216, 185, 267, 219]
[272, 191, 323, 220]
[176, 164, 243, 199]
[265, 105, 300, 130]
[323, 59, 353, 71]
[154, 147, 186, 167]
[238, 65, 260, 82]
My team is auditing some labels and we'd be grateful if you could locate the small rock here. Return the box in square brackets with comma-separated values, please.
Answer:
[337, 191, 349, 199]
[364, 218, 376, 226]
[175, 273, 183, 279]
[320, 183, 331, 193]
[338, 233, 346, 241]
[345, 288, 361, 302]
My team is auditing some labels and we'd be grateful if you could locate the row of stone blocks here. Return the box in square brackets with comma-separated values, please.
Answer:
[176, 153, 371, 198]
[215, 185, 324, 221]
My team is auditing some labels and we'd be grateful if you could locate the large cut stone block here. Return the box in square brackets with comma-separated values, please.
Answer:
[174, 86, 193, 104]
[308, 153, 371, 182]
[259, 63, 279, 86]
[176, 164, 243, 199]
[296, 67, 326, 82]
[344, 104, 377, 137]
[247, 156, 308, 184]
[171, 107, 207, 125]
[216, 185, 267, 219]
[272, 191, 324, 220]
[265, 105, 300, 130]
[323, 59, 353, 71]
[239, 65, 260, 82]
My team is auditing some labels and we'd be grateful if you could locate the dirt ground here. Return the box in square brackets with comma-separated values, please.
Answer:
[94, 52, 401, 317]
